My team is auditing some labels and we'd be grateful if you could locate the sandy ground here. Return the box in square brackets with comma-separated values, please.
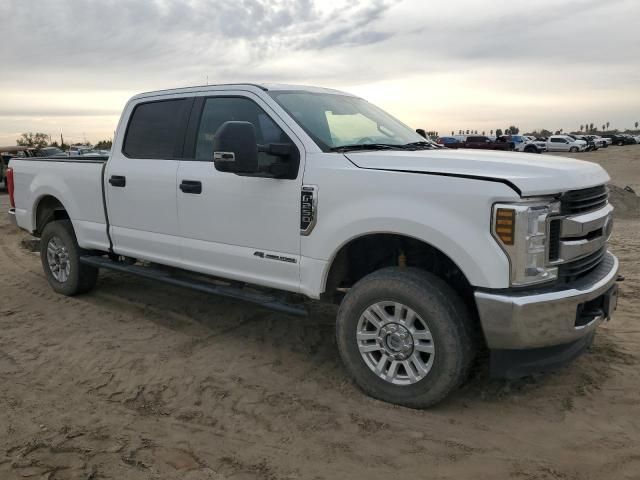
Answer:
[0, 146, 639, 480]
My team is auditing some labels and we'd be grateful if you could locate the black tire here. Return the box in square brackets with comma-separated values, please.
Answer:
[570, 146, 578, 152]
[40, 219, 98, 296]
[336, 267, 475, 408]
[524, 146, 536, 153]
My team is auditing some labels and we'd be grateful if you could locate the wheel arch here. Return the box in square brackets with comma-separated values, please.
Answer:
[33, 194, 70, 236]
[321, 231, 477, 309]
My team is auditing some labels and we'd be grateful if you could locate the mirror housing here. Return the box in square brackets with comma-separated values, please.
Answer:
[213, 121, 259, 174]
[416, 128, 427, 138]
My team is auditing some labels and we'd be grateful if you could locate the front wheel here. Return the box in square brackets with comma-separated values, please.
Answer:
[336, 268, 475, 408]
[570, 146, 578, 152]
[40, 220, 98, 296]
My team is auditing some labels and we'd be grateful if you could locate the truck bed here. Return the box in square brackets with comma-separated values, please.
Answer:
[9, 156, 111, 252]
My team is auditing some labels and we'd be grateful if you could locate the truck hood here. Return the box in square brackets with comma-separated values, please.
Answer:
[345, 149, 610, 196]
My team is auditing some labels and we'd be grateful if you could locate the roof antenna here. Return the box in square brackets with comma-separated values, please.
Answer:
[206, 75, 209, 86]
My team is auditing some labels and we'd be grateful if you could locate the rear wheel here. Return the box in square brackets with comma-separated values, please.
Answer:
[336, 267, 475, 408]
[570, 146, 578, 152]
[40, 220, 98, 295]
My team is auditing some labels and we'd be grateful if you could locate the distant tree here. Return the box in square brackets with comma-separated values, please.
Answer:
[94, 139, 113, 150]
[540, 129, 552, 137]
[482, 131, 485, 135]
[602, 124, 605, 132]
[635, 121, 639, 129]
[507, 125, 519, 134]
[490, 129, 494, 135]
[589, 123, 594, 132]
[466, 130, 470, 134]
[495, 128, 503, 137]
[606, 121, 610, 130]
[579, 125, 583, 132]
[505, 128, 511, 135]
[451, 131, 454, 135]
[17, 132, 49, 149]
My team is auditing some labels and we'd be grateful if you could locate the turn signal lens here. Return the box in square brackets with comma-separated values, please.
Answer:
[495, 208, 515, 245]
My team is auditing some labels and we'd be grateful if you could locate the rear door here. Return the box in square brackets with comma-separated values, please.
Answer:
[175, 92, 305, 292]
[105, 97, 193, 266]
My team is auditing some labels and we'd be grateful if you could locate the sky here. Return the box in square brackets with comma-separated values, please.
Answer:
[1, 0, 639, 145]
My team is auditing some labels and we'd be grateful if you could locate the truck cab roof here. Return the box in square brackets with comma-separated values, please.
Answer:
[133, 83, 356, 101]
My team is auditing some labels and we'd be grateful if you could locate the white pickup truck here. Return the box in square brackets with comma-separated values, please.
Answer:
[7, 84, 619, 408]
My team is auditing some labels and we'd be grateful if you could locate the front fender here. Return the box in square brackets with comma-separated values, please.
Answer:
[301, 164, 519, 292]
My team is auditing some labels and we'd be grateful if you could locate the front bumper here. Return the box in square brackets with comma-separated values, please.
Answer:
[8, 207, 17, 227]
[475, 251, 619, 350]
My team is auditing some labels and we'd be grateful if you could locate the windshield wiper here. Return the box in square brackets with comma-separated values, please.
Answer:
[402, 141, 437, 150]
[329, 143, 409, 153]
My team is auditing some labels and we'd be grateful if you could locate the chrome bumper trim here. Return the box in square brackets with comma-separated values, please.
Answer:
[475, 252, 619, 349]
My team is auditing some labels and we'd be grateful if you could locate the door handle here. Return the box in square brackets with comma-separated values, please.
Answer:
[109, 175, 126, 187]
[180, 180, 202, 194]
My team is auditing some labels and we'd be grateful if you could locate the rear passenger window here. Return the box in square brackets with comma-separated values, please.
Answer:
[123, 99, 187, 159]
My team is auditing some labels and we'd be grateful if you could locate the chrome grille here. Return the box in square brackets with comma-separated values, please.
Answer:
[561, 185, 608, 215]
[549, 184, 611, 283]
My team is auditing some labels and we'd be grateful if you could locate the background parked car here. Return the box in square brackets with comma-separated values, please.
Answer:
[460, 135, 514, 151]
[567, 134, 598, 151]
[436, 136, 462, 148]
[36, 147, 67, 157]
[1, 146, 37, 187]
[546, 135, 586, 152]
[602, 134, 636, 146]
[500, 135, 544, 153]
[583, 135, 609, 148]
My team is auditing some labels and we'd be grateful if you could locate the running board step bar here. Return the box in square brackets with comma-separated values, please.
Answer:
[79, 256, 308, 317]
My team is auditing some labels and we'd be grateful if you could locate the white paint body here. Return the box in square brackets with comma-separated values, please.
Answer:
[9, 84, 611, 299]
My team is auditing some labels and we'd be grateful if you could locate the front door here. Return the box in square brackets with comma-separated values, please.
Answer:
[105, 97, 192, 266]
[176, 93, 305, 292]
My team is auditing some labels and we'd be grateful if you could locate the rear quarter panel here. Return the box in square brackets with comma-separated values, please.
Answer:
[11, 159, 109, 250]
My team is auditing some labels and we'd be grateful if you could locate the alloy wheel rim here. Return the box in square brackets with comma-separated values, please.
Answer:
[356, 301, 435, 386]
[47, 236, 71, 283]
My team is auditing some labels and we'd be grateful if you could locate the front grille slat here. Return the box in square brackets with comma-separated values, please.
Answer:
[558, 247, 607, 282]
[548, 219, 561, 261]
[561, 185, 608, 215]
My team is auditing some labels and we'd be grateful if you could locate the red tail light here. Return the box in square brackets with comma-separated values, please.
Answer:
[6, 167, 15, 208]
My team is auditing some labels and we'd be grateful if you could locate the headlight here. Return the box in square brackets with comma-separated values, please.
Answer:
[492, 199, 561, 286]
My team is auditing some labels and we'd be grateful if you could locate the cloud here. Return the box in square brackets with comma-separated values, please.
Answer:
[0, 0, 638, 141]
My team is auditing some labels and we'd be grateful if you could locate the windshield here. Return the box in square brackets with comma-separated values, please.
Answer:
[269, 91, 427, 151]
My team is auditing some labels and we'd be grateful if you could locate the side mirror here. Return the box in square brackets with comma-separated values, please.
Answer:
[213, 121, 259, 174]
[416, 129, 427, 138]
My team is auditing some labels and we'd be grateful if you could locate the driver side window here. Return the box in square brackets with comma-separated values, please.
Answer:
[194, 97, 294, 172]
